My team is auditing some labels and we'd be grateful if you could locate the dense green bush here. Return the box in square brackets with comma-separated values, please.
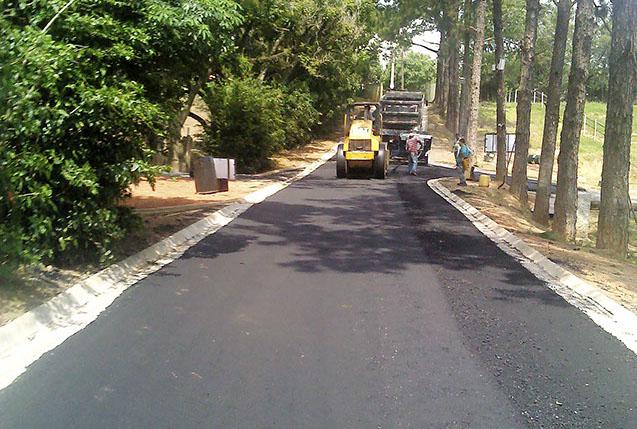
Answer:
[280, 85, 322, 149]
[201, 77, 320, 172]
[0, 1, 242, 271]
[0, 23, 163, 266]
[0, 0, 376, 274]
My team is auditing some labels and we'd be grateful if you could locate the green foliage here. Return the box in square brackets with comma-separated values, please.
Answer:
[587, 29, 611, 101]
[280, 85, 322, 149]
[200, 0, 380, 172]
[383, 51, 436, 92]
[0, 0, 242, 271]
[235, 0, 381, 122]
[201, 76, 320, 172]
[1, 0, 379, 275]
[0, 21, 163, 266]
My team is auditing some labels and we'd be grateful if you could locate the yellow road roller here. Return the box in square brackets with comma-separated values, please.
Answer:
[336, 102, 388, 179]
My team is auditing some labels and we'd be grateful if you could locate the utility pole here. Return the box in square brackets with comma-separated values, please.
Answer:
[401, 50, 405, 90]
[390, 55, 396, 90]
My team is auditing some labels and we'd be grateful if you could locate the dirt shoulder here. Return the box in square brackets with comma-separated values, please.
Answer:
[0, 138, 337, 327]
[117, 138, 336, 258]
[426, 110, 545, 181]
[437, 177, 637, 315]
[427, 108, 637, 314]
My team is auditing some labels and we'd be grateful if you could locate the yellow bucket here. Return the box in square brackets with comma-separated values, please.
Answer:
[479, 174, 490, 188]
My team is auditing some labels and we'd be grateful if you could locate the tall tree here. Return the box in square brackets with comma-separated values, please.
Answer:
[510, 0, 541, 205]
[446, 0, 460, 133]
[458, 0, 474, 138]
[438, 13, 451, 115]
[465, 0, 487, 154]
[446, 1, 461, 134]
[597, 0, 637, 256]
[493, 0, 508, 183]
[533, 0, 573, 224]
[435, 22, 449, 110]
[553, 0, 596, 240]
[434, 35, 445, 99]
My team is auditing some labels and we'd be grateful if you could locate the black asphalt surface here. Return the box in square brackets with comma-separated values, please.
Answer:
[1, 161, 636, 428]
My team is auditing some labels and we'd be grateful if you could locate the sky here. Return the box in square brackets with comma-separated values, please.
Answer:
[410, 31, 440, 60]
[380, 30, 440, 68]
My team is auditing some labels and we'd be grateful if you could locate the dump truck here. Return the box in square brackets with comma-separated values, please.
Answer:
[336, 102, 388, 179]
[380, 91, 432, 165]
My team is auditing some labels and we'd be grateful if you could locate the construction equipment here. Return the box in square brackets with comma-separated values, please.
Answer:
[380, 91, 432, 164]
[336, 102, 388, 179]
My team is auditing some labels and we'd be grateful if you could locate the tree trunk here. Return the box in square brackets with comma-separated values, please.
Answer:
[258, 32, 286, 82]
[493, 0, 508, 184]
[510, 0, 541, 206]
[553, 0, 595, 241]
[436, 7, 452, 116]
[446, 2, 461, 134]
[168, 69, 210, 173]
[458, 0, 474, 138]
[434, 47, 443, 101]
[533, 0, 572, 225]
[440, 37, 450, 116]
[435, 28, 448, 105]
[446, 47, 460, 134]
[596, 0, 637, 256]
[465, 0, 487, 155]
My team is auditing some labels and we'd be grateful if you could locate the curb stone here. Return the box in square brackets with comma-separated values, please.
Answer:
[0, 145, 338, 392]
[428, 177, 637, 356]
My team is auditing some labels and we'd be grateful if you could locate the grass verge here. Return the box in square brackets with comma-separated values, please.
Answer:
[477, 101, 637, 190]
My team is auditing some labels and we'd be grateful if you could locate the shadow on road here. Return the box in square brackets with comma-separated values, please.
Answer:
[174, 164, 567, 309]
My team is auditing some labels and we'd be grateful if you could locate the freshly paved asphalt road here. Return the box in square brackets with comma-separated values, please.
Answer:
[1, 161, 636, 428]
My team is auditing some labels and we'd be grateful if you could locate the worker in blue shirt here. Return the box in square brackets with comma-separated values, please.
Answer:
[455, 138, 473, 186]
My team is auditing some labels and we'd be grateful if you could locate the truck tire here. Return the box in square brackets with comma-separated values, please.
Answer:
[374, 145, 387, 179]
[336, 144, 347, 178]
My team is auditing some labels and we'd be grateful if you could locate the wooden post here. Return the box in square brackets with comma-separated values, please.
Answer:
[583, 113, 587, 134]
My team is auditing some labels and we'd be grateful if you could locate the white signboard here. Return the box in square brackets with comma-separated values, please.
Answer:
[213, 158, 236, 180]
[484, 134, 515, 153]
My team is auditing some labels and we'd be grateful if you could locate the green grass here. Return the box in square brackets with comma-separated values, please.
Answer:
[477, 101, 637, 189]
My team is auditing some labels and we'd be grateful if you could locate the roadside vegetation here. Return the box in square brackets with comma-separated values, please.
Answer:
[1, 0, 635, 285]
[418, 0, 636, 258]
[1, 0, 379, 276]
[477, 101, 637, 189]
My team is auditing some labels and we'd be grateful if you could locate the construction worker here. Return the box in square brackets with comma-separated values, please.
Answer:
[455, 138, 473, 186]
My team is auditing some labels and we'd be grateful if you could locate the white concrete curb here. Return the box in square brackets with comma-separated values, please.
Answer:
[0, 146, 338, 392]
[428, 178, 637, 356]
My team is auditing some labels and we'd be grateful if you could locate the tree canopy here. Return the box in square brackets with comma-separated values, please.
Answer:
[1, 0, 633, 274]
[0, 0, 382, 271]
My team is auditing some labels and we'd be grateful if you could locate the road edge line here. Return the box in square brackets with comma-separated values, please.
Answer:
[0, 145, 337, 392]
[428, 177, 637, 356]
